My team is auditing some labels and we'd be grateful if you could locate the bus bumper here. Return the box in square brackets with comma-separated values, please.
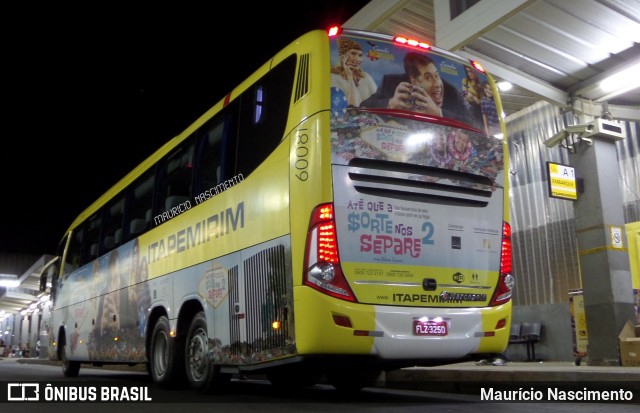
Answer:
[294, 286, 511, 360]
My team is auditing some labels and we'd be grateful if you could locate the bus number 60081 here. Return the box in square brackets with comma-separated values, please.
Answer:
[295, 129, 309, 181]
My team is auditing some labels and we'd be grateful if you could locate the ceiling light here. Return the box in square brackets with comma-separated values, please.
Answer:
[497, 81, 512, 92]
[0, 274, 19, 288]
[600, 63, 640, 92]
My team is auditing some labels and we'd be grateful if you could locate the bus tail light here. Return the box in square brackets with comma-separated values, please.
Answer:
[328, 26, 341, 37]
[470, 60, 486, 73]
[490, 222, 514, 306]
[304, 203, 356, 302]
[394, 36, 430, 50]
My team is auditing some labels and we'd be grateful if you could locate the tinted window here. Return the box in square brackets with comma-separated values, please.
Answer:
[235, 54, 296, 176]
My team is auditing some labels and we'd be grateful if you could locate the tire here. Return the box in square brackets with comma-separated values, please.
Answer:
[60, 340, 80, 378]
[185, 311, 230, 393]
[149, 316, 185, 388]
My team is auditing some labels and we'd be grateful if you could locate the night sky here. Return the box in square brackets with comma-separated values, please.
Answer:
[1, 1, 370, 256]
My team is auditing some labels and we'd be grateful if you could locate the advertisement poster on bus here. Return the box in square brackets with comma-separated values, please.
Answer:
[328, 34, 506, 294]
[329, 34, 504, 139]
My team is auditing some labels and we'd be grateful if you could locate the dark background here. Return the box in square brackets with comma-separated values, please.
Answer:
[1, 2, 370, 256]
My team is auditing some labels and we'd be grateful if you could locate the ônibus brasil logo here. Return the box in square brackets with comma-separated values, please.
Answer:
[6, 383, 152, 402]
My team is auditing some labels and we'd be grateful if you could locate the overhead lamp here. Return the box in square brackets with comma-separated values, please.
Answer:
[600, 62, 640, 93]
[0, 274, 19, 288]
[594, 61, 640, 103]
[497, 81, 512, 92]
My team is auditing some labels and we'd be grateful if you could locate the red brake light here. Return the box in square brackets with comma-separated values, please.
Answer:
[394, 36, 430, 50]
[500, 222, 512, 275]
[471, 60, 486, 73]
[490, 222, 514, 306]
[304, 203, 356, 302]
[318, 221, 338, 263]
[328, 26, 341, 37]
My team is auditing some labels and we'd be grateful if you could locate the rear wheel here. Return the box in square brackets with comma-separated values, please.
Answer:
[149, 316, 185, 388]
[60, 340, 80, 377]
[185, 311, 230, 393]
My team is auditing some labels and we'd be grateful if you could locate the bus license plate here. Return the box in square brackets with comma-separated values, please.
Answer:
[413, 320, 448, 336]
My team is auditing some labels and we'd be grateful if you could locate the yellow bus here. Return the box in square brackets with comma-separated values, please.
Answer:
[41, 26, 513, 393]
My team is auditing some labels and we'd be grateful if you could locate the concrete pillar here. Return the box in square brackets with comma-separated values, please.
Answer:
[20, 315, 28, 355]
[30, 311, 41, 356]
[570, 136, 635, 366]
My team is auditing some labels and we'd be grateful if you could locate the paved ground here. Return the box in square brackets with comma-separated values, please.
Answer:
[385, 360, 640, 391]
[4, 356, 640, 393]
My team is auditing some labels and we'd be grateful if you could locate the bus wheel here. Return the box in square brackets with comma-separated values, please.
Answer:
[60, 341, 80, 377]
[185, 311, 230, 393]
[150, 315, 185, 388]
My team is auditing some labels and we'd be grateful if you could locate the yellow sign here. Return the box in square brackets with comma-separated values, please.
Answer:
[570, 292, 588, 356]
[547, 162, 577, 200]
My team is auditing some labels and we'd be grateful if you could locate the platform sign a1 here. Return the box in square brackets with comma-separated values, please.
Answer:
[547, 161, 577, 200]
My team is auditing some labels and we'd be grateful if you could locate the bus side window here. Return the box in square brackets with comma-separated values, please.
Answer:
[82, 214, 101, 265]
[235, 54, 295, 177]
[254, 86, 264, 124]
[124, 170, 155, 240]
[102, 196, 125, 253]
[155, 139, 194, 220]
[63, 230, 81, 277]
[195, 119, 224, 194]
